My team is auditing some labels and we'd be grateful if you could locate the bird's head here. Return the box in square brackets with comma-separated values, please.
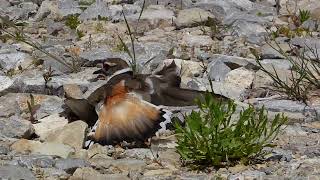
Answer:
[93, 58, 130, 77]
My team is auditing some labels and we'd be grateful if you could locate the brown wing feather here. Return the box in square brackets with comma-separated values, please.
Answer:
[93, 95, 161, 144]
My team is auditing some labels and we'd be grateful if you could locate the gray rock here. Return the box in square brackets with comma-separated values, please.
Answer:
[11, 155, 56, 168]
[123, 148, 154, 160]
[45, 120, 88, 150]
[79, 47, 119, 62]
[291, 37, 320, 50]
[254, 99, 318, 122]
[4, 2, 38, 20]
[208, 60, 232, 81]
[0, 165, 36, 180]
[208, 54, 258, 70]
[224, 67, 255, 89]
[0, 144, 10, 155]
[261, 46, 285, 59]
[0, 0, 10, 10]
[128, 5, 175, 29]
[40, 46, 74, 74]
[229, 170, 266, 180]
[42, 168, 70, 179]
[135, 0, 192, 9]
[57, 0, 82, 17]
[178, 173, 210, 180]
[55, 158, 90, 173]
[33, 95, 64, 119]
[11, 139, 75, 158]
[193, 0, 254, 20]
[70, 167, 130, 180]
[181, 77, 248, 101]
[0, 93, 64, 119]
[0, 93, 21, 118]
[181, 34, 214, 47]
[89, 158, 146, 172]
[79, 0, 110, 21]
[108, 4, 141, 22]
[0, 76, 14, 96]
[33, 0, 53, 21]
[0, 48, 33, 71]
[0, 116, 34, 139]
[264, 148, 293, 162]
[33, 113, 69, 140]
[301, 19, 318, 31]
[175, 8, 215, 28]
[87, 144, 113, 159]
[14, 67, 99, 96]
[259, 59, 292, 70]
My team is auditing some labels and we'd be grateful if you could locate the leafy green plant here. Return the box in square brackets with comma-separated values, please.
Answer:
[175, 93, 287, 167]
[65, 15, 81, 30]
[76, 29, 85, 39]
[298, 9, 311, 24]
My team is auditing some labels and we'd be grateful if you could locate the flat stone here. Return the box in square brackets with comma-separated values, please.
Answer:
[11, 155, 56, 169]
[181, 77, 248, 101]
[132, 5, 175, 22]
[143, 169, 173, 176]
[181, 34, 214, 47]
[0, 76, 14, 96]
[224, 67, 255, 89]
[208, 60, 232, 81]
[122, 148, 154, 160]
[253, 99, 318, 122]
[87, 144, 113, 159]
[45, 120, 88, 150]
[11, 139, 75, 158]
[55, 158, 90, 174]
[0, 165, 35, 180]
[33, 113, 69, 140]
[63, 84, 84, 99]
[89, 158, 146, 172]
[175, 8, 215, 28]
[0, 116, 34, 139]
[0, 50, 33, 71]
[70, 167, 130, 180]
[0, 93, 64, 120]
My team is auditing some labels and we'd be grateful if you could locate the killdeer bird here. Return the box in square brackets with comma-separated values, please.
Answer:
[65, 58, 227, 146]
[87, 79, 173, 145]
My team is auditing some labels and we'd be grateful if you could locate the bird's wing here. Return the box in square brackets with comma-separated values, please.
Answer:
[93, 94, 164, 144]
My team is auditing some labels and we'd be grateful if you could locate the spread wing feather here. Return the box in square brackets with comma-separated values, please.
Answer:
[93, 95, 162, 144]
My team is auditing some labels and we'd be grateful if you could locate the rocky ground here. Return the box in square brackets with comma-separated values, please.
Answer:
[0, 0, 319, 179]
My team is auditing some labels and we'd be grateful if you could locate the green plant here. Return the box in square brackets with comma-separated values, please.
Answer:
[175, 93, 287, 168]
[76, 29, 85, 39]
[298, 9, 311, 24]
[95, 22, 104, 32]
[117, 0, 146, 75]
[65, 15, 81, 30]
[254, 36, 320, 102]
[26, 94, 40, 123]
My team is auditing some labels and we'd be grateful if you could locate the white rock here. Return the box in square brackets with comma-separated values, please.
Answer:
[11, 139, 75, 158]
[33, 113, 69, 140]
[175, 8, 215, 28]
[45, 121, 88, 150]
[224, 67, 255, 89]
[0, 76, 14, 95]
